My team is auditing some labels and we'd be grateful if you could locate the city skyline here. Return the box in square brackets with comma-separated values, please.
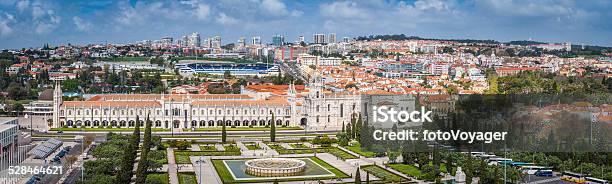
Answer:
[0, 0, 612, 49]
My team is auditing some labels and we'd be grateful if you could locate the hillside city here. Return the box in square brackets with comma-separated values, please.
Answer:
[0, 32, 610, 184]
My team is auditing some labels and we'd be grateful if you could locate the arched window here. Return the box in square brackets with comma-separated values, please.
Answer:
[340, 104, 344, 117]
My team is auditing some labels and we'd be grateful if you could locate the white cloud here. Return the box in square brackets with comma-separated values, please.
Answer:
[320, 1, 368, 19]
[261, 0, 288, 16]
[73, 16, 92, 32]
[216, 13, 238, 25]
[193, 3, 211, 20]
[16, 0, 29, 11]
[116, 5, 144, 26]
[0, 13, 15, 36]
[414, 0, 451, 11]
[31, 5, 44, 19]
[475, 0, 573, 17]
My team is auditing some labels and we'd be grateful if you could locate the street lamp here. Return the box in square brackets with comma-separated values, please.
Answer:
[198, 156, 204, 184]
[24, 113, 33, 135]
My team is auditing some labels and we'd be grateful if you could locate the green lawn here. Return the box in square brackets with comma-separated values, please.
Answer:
[244, 143, 261, 150]
[345, 142, 377, 157]
[50, 127, 169, 132]
[325, 148, 358, 160]
[199, 145, 217, 151]
[268, 144, 357, 160]
[178, 172, 197, 184]
[99, 56, 150, 62]
[361, 165, 409, 183]
[223, 145, 241, 152]
[386, 162, 448, 179]
[212, 157, 349, 183]
[146, 173, 169, 184]
[387, 164, 422, 178]
[185, 127, 303, 131]
[290, 143, 309, 149]
[32, 134, 76, 138]
[160, 133, 327, 139]
[175, 151, 241, 164]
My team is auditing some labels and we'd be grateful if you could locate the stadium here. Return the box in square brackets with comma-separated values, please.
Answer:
[175, 60, 279, 76]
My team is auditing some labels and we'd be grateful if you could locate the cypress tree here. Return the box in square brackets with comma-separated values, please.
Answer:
[346, 122, 352, 140]
[119, 116, 140, 183]
[222, 117, 227, 143]
[351, 119, 356, 139]
[354, 169, 361, 184]
[135, 115, 152, 184]
[342, 122, 345, 133]
[360, 118, 370, 150]
[355, 114, 362, 140]
[365, 171, 369, 184]
[270, 112, 276, 142]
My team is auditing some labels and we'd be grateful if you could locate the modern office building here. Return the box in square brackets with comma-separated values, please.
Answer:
[272, 35, 285, 46]
[313, 34, 326, 44]
[328, 33, 336, 43]
[211, 36, 222, 49]
[237, 37, 246, 48]
[342, 37, 350, 43]
[0, 118, 18, 154]
[252, 36, 262, 45]
[188, 32, 201, 47]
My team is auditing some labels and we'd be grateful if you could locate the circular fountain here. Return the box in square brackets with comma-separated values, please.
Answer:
[244, 158, 307, 177]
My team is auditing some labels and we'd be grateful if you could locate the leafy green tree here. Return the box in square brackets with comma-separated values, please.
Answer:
[418, 153, 429, 170]
[270, 112, 276, 142]
[135, 116, 152, 184]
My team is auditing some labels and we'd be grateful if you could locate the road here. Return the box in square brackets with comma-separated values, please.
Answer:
[280, 61, 307, 82]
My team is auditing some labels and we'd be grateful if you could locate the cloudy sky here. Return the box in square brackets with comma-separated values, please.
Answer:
[0, 0, 611, 49]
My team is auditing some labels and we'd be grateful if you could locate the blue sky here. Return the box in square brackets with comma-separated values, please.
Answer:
[0, 0, 612, 49]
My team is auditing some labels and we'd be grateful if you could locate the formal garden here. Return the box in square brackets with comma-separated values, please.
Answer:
[178, 172, 197, 184]
[79, 117, 169, 184]
[211, 157, 349, 183]
[361, 165, 411, 183]
[167, 140, 243, 164]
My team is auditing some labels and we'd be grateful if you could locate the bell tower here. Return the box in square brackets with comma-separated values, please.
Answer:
[52, 81, 62, 128]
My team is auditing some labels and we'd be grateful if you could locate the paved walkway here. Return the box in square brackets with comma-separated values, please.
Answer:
[167, 148, 179, 184]
[190, 144, 201, 151]
[302, 142, 315, 148]
[280, 143, 293, 149]
[214, 144, 225, 151]
[190, 156, 223, 184]
[256, 141, 279, 156]
[235, 141, 249, 152]
[319, 153, 378, 181]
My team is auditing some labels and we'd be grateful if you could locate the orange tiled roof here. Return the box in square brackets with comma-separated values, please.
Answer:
[87, 94, 253, 101]
[191, 99, 289, 106]
[62, 101, 161, 107]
